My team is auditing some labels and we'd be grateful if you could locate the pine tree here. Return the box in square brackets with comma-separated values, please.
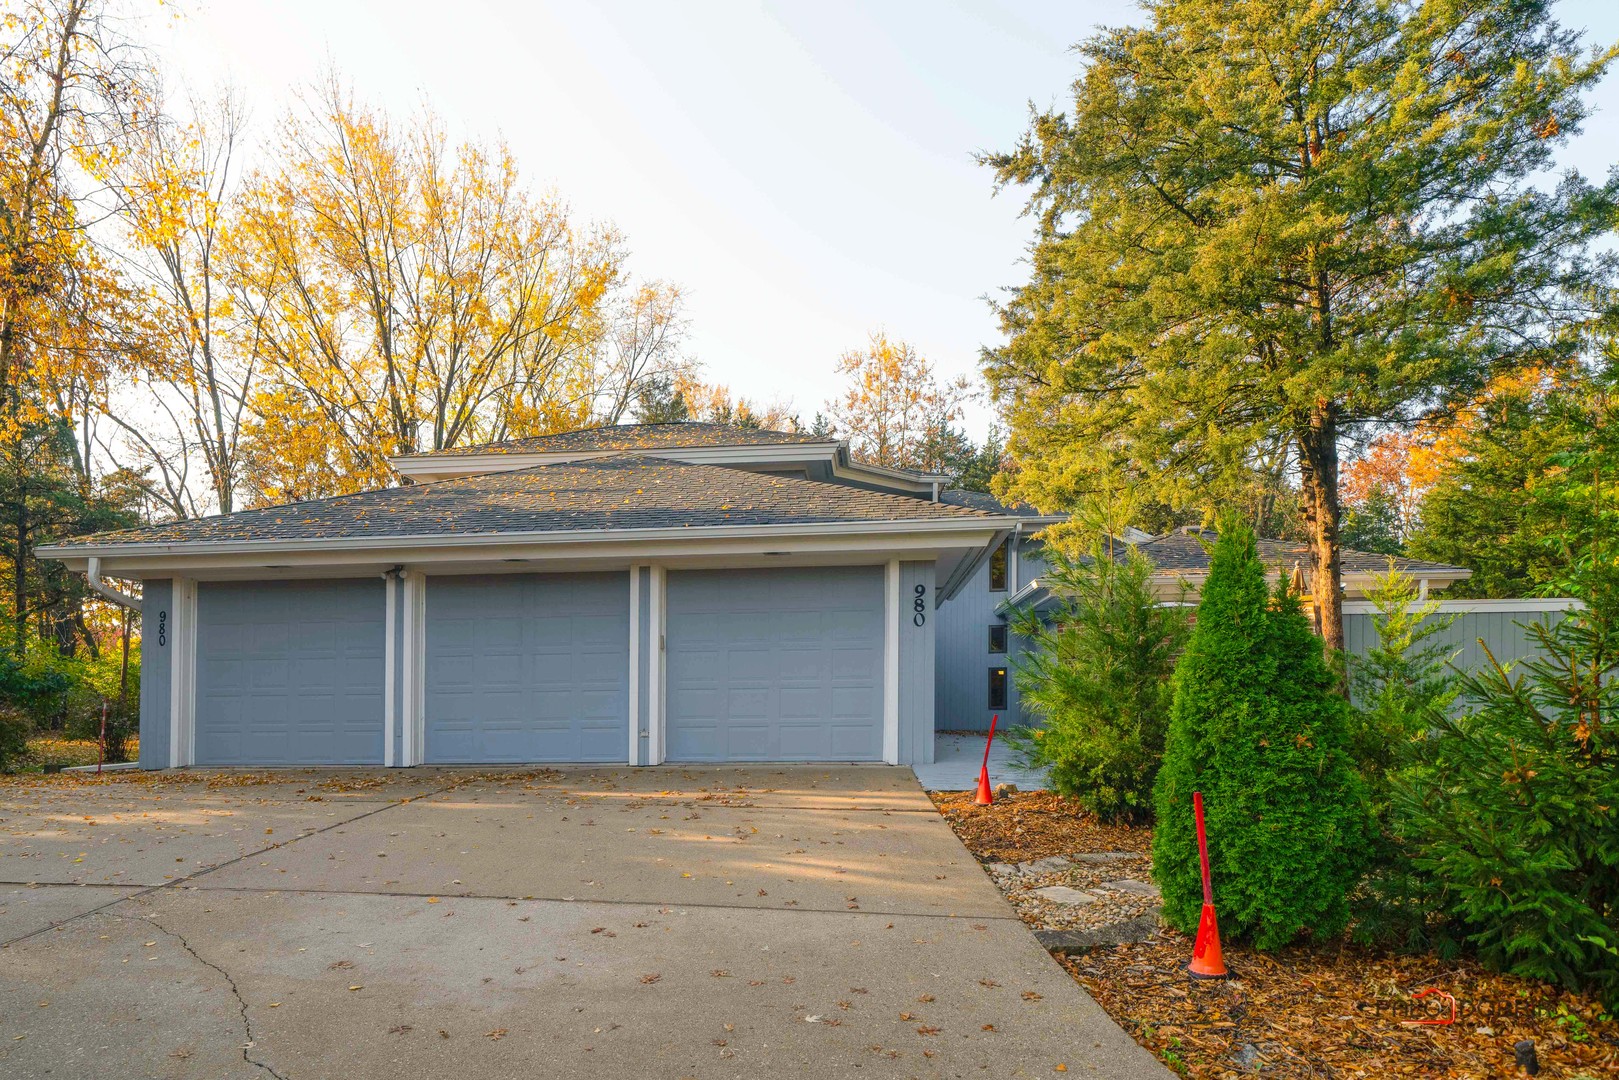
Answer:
[1153, 521, 1371, 948]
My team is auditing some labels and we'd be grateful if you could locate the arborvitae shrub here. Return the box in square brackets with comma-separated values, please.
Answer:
[1152, 522, 1372, 949]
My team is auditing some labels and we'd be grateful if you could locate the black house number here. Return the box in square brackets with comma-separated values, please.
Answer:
[912, 584, 927, 627]
[157, 610, 167, 647]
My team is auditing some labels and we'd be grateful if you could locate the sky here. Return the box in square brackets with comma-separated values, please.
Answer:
[153, 0, 1619, 441]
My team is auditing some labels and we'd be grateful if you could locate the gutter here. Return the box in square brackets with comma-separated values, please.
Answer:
[85, 557, 140, 609]
[37, 515, 1016, 562]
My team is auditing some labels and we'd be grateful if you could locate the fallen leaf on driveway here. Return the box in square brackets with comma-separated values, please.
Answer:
[347, 985, 363, 992]
[640, 973, 661, 984]
[485, 1029, 507, 1040]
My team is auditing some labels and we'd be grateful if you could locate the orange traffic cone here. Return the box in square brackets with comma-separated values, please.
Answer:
[973, 714, 1000, 805]
[974, 763, 993, 805]
[1189, 901, 1228, 979]
[1187, 791, 1230, 979]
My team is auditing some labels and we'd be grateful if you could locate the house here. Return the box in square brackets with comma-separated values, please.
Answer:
[38, 424, 1015, 770]
[38, 422, 1481, 765]
[932, 521, 1474, 733]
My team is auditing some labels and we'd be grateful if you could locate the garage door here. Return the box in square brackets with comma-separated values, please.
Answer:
[424, 573, 630, 763]
[666, 567, 885, 762]
[195, 580, 385, 765]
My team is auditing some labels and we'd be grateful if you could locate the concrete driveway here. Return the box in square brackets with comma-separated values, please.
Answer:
[1, 767, 1167, 1079]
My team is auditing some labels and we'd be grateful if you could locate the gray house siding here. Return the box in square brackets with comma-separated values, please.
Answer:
[138, 579, 173, 769]
[665, 566, 885, 761]
[194, 579, 385, 766]
[1344, 603, 1575, 695]
[423, 572, 630, 763]
[936, 540, 1026, 733]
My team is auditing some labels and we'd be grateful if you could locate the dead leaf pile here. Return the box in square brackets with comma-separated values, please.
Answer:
[933, 789, 1619, 1078]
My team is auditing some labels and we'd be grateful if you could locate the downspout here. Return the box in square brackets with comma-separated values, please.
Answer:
[86, 557, 140, 609]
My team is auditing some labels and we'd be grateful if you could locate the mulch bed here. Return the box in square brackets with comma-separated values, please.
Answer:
[933, 790, 1619, 1078]
[929, 790, 1151, 861]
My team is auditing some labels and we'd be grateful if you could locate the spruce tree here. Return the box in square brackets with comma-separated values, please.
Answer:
[1152, 522, 1371, 948]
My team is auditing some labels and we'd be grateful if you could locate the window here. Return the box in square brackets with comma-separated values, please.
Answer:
[987, 624, 1008, 654]
[988, 667, 1008, 710]
[988, 539, 1009, 591]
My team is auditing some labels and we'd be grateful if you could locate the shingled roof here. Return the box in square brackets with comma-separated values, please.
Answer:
[51, 455, 1000, 549]
[404, 422, 829, 458]
[938, 489, 1055, 518]
[1136, 529, 1466, 576]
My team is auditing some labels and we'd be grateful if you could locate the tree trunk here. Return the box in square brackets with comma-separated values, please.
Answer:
[12, 468, 26, 656]
[1297, 405, 1346, 656]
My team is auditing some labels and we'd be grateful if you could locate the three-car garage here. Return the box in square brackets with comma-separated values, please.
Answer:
[182, 565, 904, 767]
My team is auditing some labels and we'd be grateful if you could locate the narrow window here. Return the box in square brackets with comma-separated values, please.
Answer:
[987, 624, 1008, 654]
[988, 666, 1008, 710]
[989, 539, 1009, 591]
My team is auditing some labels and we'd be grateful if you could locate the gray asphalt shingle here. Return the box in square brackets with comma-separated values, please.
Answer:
[53, 455, 999, 548]
[403, 422, 828, 458]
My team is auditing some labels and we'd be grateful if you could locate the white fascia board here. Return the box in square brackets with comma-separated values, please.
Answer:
[41, 518, 1014, 576]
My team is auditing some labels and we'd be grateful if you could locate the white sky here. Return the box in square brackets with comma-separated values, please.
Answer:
[153, 0, 1619, 442]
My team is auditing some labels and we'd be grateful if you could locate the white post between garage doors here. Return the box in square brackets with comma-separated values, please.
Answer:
[883, 559, 900, 765]
[382, 570, 398, 768]
[648, 565, 667, 766]
[400, 570, 427, 767]
[628, 565, 641, 766]
[169, 577, 198, 769]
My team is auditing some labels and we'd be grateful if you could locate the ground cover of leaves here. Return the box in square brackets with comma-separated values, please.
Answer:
[12, 735, 137, 772]
[933, 790, 1619, 1079]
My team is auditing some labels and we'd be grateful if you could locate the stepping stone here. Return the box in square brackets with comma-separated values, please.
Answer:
[1068, 852, 1139, 863]
[1036, 911, 1162, 951]
[1030, 885, 1098, 905]
[1015, 856, 1075, 875]
[1097, 879, 1160, 897]
[985, 862, 1019, 877]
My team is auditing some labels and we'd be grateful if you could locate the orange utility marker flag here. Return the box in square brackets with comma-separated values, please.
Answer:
[974, 714, 999, 805]
[1188, 791, 1229, 978]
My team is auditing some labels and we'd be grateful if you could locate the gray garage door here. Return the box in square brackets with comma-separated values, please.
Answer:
[425, 573, 630, 763]
[666, 567, 885, 762]
[195, 580, 385, 766]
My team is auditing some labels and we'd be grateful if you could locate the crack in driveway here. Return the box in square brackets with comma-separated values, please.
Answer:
[113, 911, 289, 1080]
[0, 780, 463, 950]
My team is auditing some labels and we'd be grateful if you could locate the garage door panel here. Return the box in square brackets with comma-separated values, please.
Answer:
[424, 573, 629, 764]
[195, 580, 385, 766]
[667, 567, 885, 763]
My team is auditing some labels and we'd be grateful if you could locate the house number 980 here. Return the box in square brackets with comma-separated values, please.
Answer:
[157, 611, 167, 646]
[912, 584, 927, 627]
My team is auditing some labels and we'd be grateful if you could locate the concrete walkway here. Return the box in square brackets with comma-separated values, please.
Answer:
[914, 733, 1052, 792]
[0, 766, 1163, 1079]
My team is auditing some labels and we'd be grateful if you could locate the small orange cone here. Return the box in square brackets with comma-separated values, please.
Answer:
[1189, 901, 1227, 978]
[1187, 791, 1230, 979]
[973, 714, 1000, 805]
[974, 763, 993, 805]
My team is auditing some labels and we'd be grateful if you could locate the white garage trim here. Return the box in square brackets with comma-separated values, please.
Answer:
[884, 559, 900, 765]
[169, 577, 198, 769]
[628, 565, 642, 766]
[649, 565, 667, 765]
[402, 570, 427, 766]
[383, 570, 397, 767]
